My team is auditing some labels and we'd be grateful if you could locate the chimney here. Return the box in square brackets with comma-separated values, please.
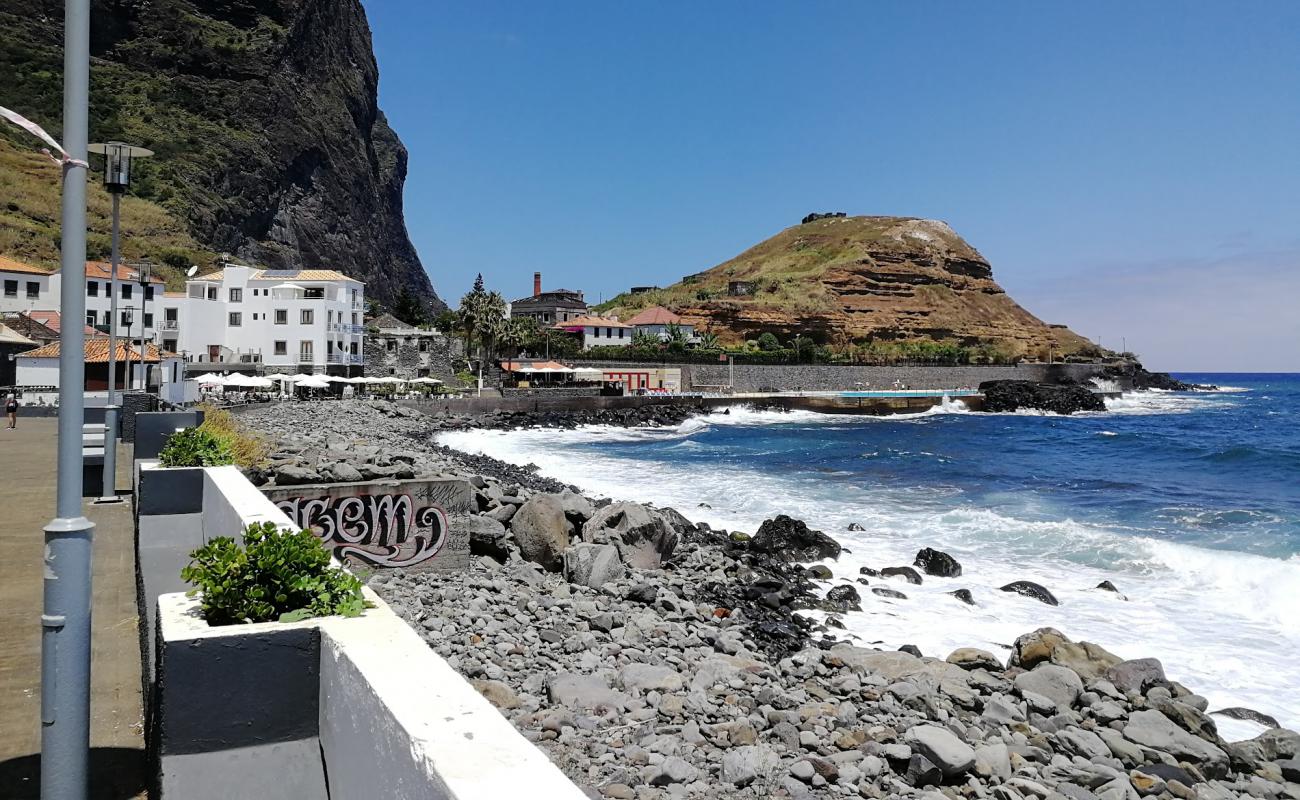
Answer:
[533, 271, 542, 297]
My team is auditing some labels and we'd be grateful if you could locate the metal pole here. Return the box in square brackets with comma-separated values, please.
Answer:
[99, 194, 121, 502]
[123, 304, 131, 400]
[43, 0, 95, 796]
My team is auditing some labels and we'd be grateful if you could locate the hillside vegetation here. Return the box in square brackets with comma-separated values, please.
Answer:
[597, 215, 1097, 361]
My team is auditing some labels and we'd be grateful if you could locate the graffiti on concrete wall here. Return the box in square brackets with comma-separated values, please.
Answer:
[264, 479, 472, 570]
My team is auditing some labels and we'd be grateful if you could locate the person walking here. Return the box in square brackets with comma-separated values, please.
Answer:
[5, 393, 17, 429]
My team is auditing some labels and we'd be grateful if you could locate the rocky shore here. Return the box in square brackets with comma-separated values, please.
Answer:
[238, 400, 1299, 799]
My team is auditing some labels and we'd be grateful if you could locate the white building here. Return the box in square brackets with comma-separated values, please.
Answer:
[553, 315, 632, 350]
[624, 306, 696, 342]
[160, 266, 365, 374]
[46, 261, 166, 341]
[0, 255, 56, 315]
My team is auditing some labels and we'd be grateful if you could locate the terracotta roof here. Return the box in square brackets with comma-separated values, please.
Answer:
[554, 315, 631, 329]
[0, 323, 36, 346]
[499, 360, 572, 372]
[626, 306, 683, 326]
[0, 255, 52, 276]
[368, 312, 414, 330]
[25, 310, 102, 337]
[19, 339, 172, 363]
[192, 268, 360, 284]
[84, 261, 165, 283]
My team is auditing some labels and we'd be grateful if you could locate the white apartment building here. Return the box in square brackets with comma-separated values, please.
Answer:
[2, 257, 165, 340]
[160, 265, 365, 373]
[0, 255, 57, 315]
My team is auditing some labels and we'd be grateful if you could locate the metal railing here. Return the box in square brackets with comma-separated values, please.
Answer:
[327, 353, 344, 364]
[158, 319, 178, 330]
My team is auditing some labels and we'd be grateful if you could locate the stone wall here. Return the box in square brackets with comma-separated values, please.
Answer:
[677, 362, 1111, 392]
[364, 332, 455, 380]
[501, 387, 601, 398]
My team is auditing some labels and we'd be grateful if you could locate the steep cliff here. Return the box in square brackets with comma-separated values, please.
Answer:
[600, 215, 1096, 360]
[0, 0, 443, 310]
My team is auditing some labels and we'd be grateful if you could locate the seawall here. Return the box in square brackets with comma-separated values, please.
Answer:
[672, 362, 1112, 392]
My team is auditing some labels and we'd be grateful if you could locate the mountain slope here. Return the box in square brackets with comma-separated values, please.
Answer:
[0, 0, 443, 311]
[600, 215, 1096, 360]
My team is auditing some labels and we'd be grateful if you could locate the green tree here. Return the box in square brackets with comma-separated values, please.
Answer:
[757, 332, 781, 352]
[394, 286, 426, 325]
[696, 331, 720, 350]
[790, 335, 815, 363]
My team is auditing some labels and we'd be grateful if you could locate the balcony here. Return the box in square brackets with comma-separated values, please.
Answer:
[351, 300, 364, 310]
[327, 353, 344, 364]
[159, 319, 179, 331]
[349, 323, 365, 334]
[347, 354, 364, 365]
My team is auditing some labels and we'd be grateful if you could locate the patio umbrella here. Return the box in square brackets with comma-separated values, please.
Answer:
[245, 376, 275, 389]
[223, 372, 255, 387]
[267, 374, 295, 383]
[195, 373, 227, 386]
[296, 376, 331, 389]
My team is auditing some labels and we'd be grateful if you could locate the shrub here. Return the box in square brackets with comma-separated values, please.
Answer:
[158, 426, 233, 467]
[181, 521, 369, 626]
[195, 405, 269, 470]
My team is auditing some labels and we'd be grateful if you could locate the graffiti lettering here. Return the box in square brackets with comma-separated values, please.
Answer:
[275, 492, 449, 568]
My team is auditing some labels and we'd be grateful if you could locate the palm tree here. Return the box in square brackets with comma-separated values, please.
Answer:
[696, 331, 720, 350]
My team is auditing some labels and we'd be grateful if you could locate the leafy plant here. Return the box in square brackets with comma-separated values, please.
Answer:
[158, 426, 233, 467]
[181, 521, 369, 626]
[194, 405, 269, 470]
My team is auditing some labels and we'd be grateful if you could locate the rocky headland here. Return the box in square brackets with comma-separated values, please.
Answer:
[237, 400, 1300, 800]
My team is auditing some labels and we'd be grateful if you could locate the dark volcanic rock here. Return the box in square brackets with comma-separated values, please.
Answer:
[1102, 363, 1216, 392]
[749, 515, 841, 563]
[5, 0, 445, 311]
[999, 580, 1059, 606]
[979, 380, 1106, 415]
[880, 566, 923, 585]
[1211, 707, 1280, 729]
[820, 585, 862, 613]
[914, 547, 962, 578]
[948, 589, 975, 605]
[872, 587, 908, 600]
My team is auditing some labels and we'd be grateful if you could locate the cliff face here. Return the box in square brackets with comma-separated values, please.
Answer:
[603, 216, 1094, 359]
[0, 0, 443, 310]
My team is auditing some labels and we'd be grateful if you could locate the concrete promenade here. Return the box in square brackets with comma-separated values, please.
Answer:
[0, 417, 146, 798]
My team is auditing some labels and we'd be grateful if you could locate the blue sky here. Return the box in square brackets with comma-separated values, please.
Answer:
[366, 2, 1300, 371]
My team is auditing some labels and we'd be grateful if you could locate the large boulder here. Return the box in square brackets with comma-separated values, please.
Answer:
[546, 672, 628, 713]
[946, 648, 1003, 672]
[1014, 663, 1083, 711]
[905, 724, 976, 778]
[914, 547, 962, 577]
[1000, 580, 1059, 606]
[556, 490, 595, 525]
[462, 515, 510, 562]
[979, 380, 1106, 415]
[1010, 627, 1070, 668]
[1048, 640, 1123, 683]
[749, 515, 841, 563]
[582, 502, 678, 569]
[511, 494, 572, 571]
[1123, 709, 1229, 777]
[719, 745, 781, 787]
[562, 543, 625, 589]
[1106, 658, 1167, 695]
[881, 566, 923, 584]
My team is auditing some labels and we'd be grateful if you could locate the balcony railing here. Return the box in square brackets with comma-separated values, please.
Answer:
[349, 323, 364, 334]
[159, 320, 179, 331]
[327, 353, 344, 364]
[348, 354, 364, 365]
[352, 300, 364, 310]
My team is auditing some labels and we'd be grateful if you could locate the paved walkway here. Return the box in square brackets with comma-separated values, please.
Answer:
[0, 417, 146, 798]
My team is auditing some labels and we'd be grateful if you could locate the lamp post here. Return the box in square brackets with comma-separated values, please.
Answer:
[87, 141, 152, 503]
[43, 1, 94, 796]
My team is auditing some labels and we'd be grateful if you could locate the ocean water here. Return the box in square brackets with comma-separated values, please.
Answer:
[440, 373, 1300, 740]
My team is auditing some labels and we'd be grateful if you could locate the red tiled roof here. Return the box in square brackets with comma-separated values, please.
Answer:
[553, 315, 630, 329]
[26, 310, 102, 337]
[0, 255, 53, 275]
[84, 261, 165, 283]
[625, 306, 682, 326]
[18, 339, 173, 363]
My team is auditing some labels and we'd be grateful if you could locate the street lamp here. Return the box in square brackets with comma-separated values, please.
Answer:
[87, 141, 152, 503]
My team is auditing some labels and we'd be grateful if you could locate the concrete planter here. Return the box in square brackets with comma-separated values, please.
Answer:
[155, 589, 586, 799]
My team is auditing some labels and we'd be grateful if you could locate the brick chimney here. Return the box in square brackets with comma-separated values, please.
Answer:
[533, 271, 542, 297]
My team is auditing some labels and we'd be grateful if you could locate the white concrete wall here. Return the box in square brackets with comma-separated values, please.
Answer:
[14, 357, 59, 387]
[202, 465, 296, 542]
[0, 269, 54, 314]
[582, 324, 630, 349]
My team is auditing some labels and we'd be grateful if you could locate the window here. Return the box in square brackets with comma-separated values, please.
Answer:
[165, 308, 178, 322]
[386, 339, 396, 352]
[300, 309, 313, 324]
[228, 312, 242, 327]
[26, 281, 39, 299]
[3, 280, 15, 297]
[164, 339, 177, 352]
[303, 287, 324, 300]
[274, 309, 287, 325]
[618, 328, 625, 339]
[120, 311, 132, 327]
[351, 313, 358, 324]
[87, 281, 99, 297]
[418, 339, 428, 352]
[86, 312, 97, 326]
[273, 341, 287, 356]
[143, 313, 154, 328]
[229, 288, 242, 303]
[145, 285, 154, 301]
[605, 327, 612, 338]
[298, 341, 313, 361]
[206, 286, 217, 300]
[121, 284, 132, 299]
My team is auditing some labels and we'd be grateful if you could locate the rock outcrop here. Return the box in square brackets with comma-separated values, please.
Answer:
[1, 0, 443, 311]
[600, 215, 1097, 360]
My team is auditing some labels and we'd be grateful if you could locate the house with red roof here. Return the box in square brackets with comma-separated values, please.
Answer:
[624, 306, 696, 342]
[552, 315, 632, 350]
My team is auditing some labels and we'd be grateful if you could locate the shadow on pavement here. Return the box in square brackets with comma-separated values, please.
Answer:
[0, 746, 147, 799]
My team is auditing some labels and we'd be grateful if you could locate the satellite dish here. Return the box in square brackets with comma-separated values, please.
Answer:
[186, 265, 199, 277]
